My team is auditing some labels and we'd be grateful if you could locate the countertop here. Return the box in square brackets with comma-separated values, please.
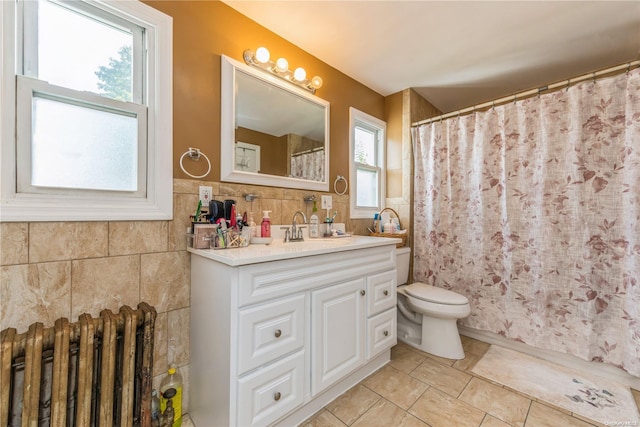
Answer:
[187, 235, 402, 266]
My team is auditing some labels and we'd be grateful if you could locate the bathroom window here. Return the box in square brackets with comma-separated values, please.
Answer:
[349, 107, 386, 219]
[0, 0, 173, 221]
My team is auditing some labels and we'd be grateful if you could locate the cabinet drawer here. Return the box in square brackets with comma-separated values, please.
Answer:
[237, 351, 305, 427]
[367, 308, 397, 359]
[238, 294, 305, 375]
[366, 270, 397, 316]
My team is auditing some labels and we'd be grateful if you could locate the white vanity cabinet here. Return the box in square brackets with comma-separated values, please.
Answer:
[189, 238, 398, 427]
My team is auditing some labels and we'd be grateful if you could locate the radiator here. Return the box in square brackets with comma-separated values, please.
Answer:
[0, 302, 156, 427]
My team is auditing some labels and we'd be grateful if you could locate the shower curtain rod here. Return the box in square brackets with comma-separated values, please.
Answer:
[412, 59, 640, 127]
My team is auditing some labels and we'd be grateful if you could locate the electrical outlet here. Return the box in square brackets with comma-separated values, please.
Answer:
[198, 186, 212, 206]
[321, 195, 332, 210]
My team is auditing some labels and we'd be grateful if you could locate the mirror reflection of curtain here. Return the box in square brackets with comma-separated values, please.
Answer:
[290, 150, 324, 181]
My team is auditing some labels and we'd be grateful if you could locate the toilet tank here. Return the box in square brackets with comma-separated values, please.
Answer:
[396, 246, 411, 286]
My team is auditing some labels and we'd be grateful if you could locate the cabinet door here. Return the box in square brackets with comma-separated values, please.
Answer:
[311, 278, 365, 395]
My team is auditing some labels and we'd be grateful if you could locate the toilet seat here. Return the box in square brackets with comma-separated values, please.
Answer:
[405, 282, 469, 306]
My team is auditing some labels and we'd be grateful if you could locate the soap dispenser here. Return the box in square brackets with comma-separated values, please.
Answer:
[261, 210, 272, 238]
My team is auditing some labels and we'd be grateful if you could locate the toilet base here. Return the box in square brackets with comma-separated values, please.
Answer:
[397, 309, 465, 360]
[419, 315, 465, 359]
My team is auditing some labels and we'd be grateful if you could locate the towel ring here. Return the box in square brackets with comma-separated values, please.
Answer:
[334, 175, 348, 195]
[180, 147, 211, 179]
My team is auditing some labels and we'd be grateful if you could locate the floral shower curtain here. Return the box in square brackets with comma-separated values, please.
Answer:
[411, 68, 640, 376]
[290, 150, 325, 181]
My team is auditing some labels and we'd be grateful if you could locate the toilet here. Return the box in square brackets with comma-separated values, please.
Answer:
[396, 247, 470, 359]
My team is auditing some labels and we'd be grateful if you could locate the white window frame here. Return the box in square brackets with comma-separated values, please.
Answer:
[0, 0, 173, 222]
[349, 107, 386, 219]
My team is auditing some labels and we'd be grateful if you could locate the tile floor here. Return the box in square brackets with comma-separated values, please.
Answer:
[300, 336, 640, 427]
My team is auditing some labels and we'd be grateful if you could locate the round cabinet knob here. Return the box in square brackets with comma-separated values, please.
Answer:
[274, 329, 282, 338]
[383, 290, 389, 296]
[360, 290, 366, 296]
[383, 330, 389, 337]
[274, 392, 281, 401]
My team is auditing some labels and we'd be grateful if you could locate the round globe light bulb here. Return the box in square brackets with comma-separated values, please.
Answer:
[275, 58, 289, 73]
[310, 76, 323, 89]
[255, 47, 270, 63]
[293, 67, 307, 82]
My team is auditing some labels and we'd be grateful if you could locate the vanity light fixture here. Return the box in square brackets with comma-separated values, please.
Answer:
[243, 47, 323, 94]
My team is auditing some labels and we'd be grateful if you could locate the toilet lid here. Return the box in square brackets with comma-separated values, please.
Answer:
[405, 282, 469, 305]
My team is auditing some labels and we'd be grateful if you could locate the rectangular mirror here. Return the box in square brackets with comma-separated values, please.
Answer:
[221, 55, 330, 191]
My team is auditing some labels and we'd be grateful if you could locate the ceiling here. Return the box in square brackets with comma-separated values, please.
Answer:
[221, 1, 640, 114]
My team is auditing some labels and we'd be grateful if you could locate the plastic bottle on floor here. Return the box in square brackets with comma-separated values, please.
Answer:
[160, 366, 182, 427]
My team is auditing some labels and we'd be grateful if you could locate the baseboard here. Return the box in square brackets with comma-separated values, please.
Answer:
[459, 326, 640, 390]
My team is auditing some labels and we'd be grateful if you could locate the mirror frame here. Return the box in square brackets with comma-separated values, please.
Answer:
[220, 55, 330, 191]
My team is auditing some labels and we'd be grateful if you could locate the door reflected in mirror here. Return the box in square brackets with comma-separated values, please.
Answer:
[221, 55, 330, 191]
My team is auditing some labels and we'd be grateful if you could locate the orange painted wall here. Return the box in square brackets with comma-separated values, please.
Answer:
[143, 1, 385, 182]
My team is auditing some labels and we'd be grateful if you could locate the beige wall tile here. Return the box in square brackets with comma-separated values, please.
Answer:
[1, 223, 29, 265]
[1, 262, 71, 332]
[459, 377, 531, 427]
[141, 251, 190, 313]
[154, 311, 169, 377]
[167, 307, 190, 367]
[109, 221, 169, 256]
[71, 255, 140, 319]
[408, 387, 485, 427]
[30, 222, 108, 263]
[170, 193, 198, 251]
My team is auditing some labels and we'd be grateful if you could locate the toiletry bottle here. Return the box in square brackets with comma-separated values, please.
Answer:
[309, 201, 319, 238]
[160, 366, 182, 427]
[261, 210, 272, 238]
[383, 218, 393, 233]
[248, 215, 257, 238]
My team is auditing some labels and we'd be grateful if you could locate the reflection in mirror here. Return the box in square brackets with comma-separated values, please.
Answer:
[221, 55, 330, 191]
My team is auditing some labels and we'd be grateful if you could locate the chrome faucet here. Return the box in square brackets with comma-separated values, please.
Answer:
[290, 210, 307, 241]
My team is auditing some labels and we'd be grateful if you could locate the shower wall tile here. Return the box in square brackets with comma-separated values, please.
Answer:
[109, 221, 169, 256]
[0, 223, 29, 266]
[141, 251, 190, 313]
[0, 261, 71, 332]
[29, 222, 108, 262]
[71, 255, 140, 319]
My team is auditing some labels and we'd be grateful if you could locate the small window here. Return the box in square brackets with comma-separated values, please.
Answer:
[1, 0, 173, 222]
[349, 107, 386, 219]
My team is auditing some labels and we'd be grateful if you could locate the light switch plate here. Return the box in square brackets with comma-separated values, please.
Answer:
[321, 195, 332, 210]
